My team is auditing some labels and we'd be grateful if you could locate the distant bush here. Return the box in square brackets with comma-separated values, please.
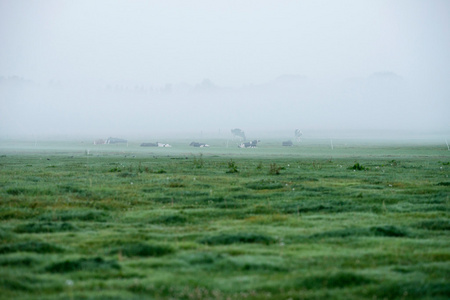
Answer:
[200, 233, 275, 245]
[349, 163, 367, 171]
[46, 257, 120, 273]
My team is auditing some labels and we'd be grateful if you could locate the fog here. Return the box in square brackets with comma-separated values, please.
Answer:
[1, 1, 449, 140]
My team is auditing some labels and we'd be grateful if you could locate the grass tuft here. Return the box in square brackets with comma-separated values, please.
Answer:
[246, 180, 283, 190]
[14, 222, 77, 233]
[415, 219, 450, 231]
[46, 257, 120, 273]
[0, 241, 63, 254]
[301, 272, 373, 289]
[152, 214, 187, 225]
[200, 233, 275, 245]
[112, 243, 174, 257]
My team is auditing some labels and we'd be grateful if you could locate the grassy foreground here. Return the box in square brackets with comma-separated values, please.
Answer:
[0, 140, 449, 299]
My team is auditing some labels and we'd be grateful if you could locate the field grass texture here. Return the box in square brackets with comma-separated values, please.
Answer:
[0, 140, 449, 299]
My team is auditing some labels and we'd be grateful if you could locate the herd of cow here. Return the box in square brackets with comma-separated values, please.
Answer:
[94, 137, 296, 148]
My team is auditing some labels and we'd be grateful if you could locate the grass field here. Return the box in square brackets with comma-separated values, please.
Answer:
[0, 139, 449, 299]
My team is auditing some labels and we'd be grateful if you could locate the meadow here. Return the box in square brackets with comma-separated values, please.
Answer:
[0, 139, 448, 299]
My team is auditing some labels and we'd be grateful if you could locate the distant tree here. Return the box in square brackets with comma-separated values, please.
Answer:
[231, 128, 246, 141]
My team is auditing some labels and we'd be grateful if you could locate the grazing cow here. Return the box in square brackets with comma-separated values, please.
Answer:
[157, 142, 172, 147]
[239, 140, 259, 148]
[141, 142, 172, 147]
[94, 139, 106, 145]
[190, 142, 209, 147]
[282, 141, 293, 146]
[106, 137, 127, 144]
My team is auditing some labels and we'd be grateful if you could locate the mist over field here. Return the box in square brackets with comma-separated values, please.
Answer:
[0, 1, 449, 139]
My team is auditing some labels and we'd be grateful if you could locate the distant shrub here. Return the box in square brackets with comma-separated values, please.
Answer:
[14, 222, 77, 234]
[46, 257, 120, 273]
[113, 243, 174, 257]
[200, 233, 275, 245]
[349, 163, 367, 171]
[0, 241, 63, 254]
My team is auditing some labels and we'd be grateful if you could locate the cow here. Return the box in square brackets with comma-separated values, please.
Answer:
[282, 141, 293, 146]
[106, 137, 127, 144]
[239, 140, 259, 148]
[94, 139, 106, 145]
[157, 142, 172, 147]
[141, 142, 171, 147]
[190, 142, 209, 147]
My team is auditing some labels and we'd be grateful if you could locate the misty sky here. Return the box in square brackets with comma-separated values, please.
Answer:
[0, 0, 449, 137]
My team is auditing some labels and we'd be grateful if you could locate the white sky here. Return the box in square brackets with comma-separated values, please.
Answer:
[1, 0, 449, 86]
[0, 0, 449, 137]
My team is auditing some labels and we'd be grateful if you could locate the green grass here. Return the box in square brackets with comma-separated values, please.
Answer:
[0, 139, 449, 299]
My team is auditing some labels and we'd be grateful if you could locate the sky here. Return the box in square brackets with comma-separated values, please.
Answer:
[0, 0, 449, 138]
